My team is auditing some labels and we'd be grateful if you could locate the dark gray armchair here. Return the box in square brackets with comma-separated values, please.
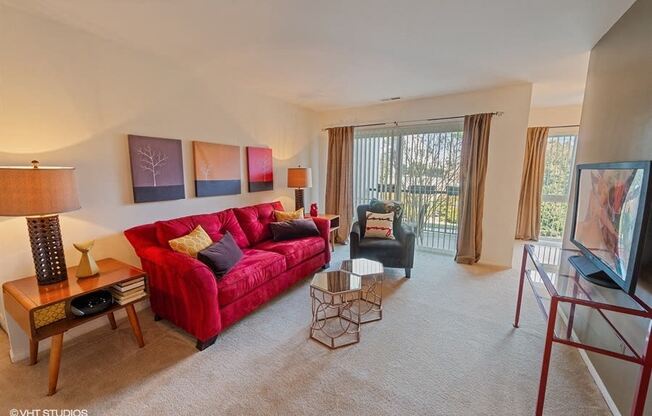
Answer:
[350, 204, 416, 278]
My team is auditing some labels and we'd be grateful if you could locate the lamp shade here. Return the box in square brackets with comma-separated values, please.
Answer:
[287, 167, 312, 188]
[0, 163, 80, 216]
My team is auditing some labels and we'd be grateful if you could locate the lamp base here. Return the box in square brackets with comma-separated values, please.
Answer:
[27, 215, 68, 285]
[294, 188, 305, 211]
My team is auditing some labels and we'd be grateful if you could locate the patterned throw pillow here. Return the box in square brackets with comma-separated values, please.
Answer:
[369, 198, 403, 222]
[364, 211, 395, 239]
[274, 208, 304, 222]
[168, 225, 213, 257]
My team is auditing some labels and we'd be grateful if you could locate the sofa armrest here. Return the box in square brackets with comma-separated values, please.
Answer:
[350, 221, 361, 259]
[396, 223, 416, 268]
[311, 217, 332, 264]
[138, 246, 222, 341]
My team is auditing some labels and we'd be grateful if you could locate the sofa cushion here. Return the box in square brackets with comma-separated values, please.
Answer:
[233, 201, 284, 246]
[215, 209, 250, 248]
[358, 237, 403, 259]
[255, 236, 325, 269]
[155, 209, 249, 249]
[216, 249, 286, 306]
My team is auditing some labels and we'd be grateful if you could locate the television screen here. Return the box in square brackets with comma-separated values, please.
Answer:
[573, 167, 645, 282]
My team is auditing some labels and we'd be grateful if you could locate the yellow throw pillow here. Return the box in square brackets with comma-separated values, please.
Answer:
[274, 208, 304, 222]
[168, 225, 213, 257]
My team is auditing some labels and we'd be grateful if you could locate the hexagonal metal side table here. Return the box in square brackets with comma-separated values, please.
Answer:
[310, 270, 362, 349]
[341, 258, 384, 324]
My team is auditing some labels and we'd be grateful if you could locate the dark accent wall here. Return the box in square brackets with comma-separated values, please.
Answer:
[571, 0, 652, 413]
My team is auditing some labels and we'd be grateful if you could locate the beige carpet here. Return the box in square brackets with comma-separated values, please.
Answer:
[0, 246, 610, 415]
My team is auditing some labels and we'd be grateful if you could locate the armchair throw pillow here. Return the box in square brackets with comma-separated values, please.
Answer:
[369, 198, 403, 222]
[364, 211, 395, 239]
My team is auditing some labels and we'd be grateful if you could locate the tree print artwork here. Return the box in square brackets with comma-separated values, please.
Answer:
[192, 141, 241, 197]
[128, 135, 185, 203]
[137, 145, 169, 186]
[246, 146, 273, 192]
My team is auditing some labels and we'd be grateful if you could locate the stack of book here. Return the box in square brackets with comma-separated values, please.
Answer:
[111, 277, 147, 305]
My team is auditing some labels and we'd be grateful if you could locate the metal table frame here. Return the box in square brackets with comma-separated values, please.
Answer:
[514, 244, 652, 415]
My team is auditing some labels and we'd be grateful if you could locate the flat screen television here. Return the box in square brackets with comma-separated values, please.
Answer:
[570, 161, 652, 294]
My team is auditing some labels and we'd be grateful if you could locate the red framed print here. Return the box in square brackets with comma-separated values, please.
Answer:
[246, 146, 273, 192]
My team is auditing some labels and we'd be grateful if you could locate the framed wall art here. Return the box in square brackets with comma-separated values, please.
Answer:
[246, 146, 273, 192]
[128, 135, 185, 203]
[193, 141, 241, 197]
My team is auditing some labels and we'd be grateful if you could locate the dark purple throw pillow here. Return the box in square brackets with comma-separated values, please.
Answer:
[197, 232, 243, 278]
[269, 219, 320, 242]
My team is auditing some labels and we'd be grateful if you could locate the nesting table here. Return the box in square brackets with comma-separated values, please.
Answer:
[309, 258, 384, 349]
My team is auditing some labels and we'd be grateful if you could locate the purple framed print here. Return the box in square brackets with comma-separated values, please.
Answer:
[128, 135, 185, 203]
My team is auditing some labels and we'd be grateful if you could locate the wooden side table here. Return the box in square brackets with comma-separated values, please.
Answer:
[2, 258, 148, 395]
[307, 214, 340, 252]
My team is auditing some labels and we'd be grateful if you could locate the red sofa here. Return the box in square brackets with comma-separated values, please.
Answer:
[124, 201, 331, 350]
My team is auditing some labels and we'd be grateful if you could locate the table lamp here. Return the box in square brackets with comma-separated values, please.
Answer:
[0, 160, 80, 285]
[287, 167, 312, 211]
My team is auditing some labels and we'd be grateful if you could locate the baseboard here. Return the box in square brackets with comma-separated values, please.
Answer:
[577, 348, 621, 416]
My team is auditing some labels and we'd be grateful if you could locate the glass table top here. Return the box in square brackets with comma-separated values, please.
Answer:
[524, 247, 649, 314]
[311, 270, 361, 294]
[521, 244, 652, 361]
[340, 258, 384, 277]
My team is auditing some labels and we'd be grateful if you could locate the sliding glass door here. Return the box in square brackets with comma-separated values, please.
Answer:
[353, 121, 464, 253]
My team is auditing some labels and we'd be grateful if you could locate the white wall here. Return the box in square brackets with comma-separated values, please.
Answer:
[528, 104, 582, 128]
[318, 84, 533, 267]
[0, 6, 320, 360]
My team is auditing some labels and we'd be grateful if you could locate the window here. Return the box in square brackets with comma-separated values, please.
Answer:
[353, 121, 464, 253]
[539, 133, 578, 240]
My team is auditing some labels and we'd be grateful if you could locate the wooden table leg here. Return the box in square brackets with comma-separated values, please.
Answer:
[125, 304, 145, 348]
[330, 231, 336, 252]
[29, 338, 38, 365]
[48, 333, 64, 396]
[107, 312, 117, 329]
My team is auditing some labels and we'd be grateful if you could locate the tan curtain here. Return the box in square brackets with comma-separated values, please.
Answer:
[325, 126, 354, 243]
[455, 113, 493, 264]
[515, 127, 549, 241]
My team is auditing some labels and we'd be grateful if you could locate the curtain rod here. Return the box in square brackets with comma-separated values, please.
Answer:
[547, 124, 580, 129]
[321, 111, 504, 131]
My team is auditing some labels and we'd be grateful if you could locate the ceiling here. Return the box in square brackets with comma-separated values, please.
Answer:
[2, 0, 635, 111]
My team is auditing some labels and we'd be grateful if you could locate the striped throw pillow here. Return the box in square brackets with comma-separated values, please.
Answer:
[364, 211, 395, 239]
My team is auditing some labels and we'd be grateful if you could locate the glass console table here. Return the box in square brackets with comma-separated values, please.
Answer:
[514, 244, 652, 416]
